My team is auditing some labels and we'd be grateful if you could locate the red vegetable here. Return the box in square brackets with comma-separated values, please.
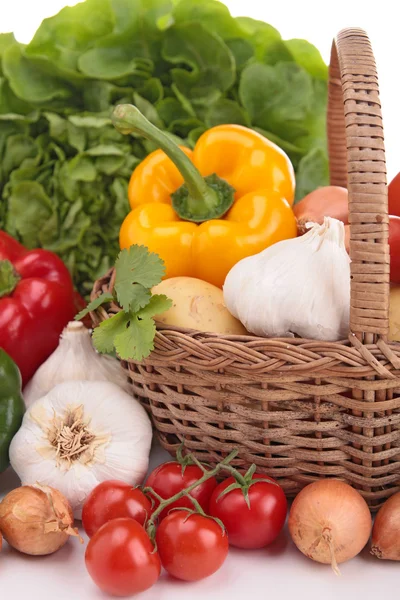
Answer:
[389, 172, 400, 217]
[0, 231, 76, 384]
[82, 480, 152, 538]
[146, 461, 217, 521]
[209, 473, 287, 549]
[156, 511, 228, 581]
[344, 215, 400, 283]
[85, 518, 161, 597]
[294, 186, 348, 235]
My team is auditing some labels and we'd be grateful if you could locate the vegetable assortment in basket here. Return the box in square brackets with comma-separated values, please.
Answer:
[89, 28, 400, 510]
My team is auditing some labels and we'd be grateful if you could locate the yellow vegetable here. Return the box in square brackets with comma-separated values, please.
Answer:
[389, 285, 400, 342]
[152, 277, 247, 335]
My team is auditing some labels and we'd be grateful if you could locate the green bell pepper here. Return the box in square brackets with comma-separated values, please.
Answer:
[0, 349, 25, 472]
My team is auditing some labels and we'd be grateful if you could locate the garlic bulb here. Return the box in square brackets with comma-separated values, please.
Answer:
[10, 380, 153, 519]
[223, 217, 350, 341]
[23, 321, 130, 407]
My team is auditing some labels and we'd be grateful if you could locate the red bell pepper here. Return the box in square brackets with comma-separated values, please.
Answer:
[0, 231, 76, 385]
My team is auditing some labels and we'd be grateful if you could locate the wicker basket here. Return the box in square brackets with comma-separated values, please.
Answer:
[91, 28, 400, 509]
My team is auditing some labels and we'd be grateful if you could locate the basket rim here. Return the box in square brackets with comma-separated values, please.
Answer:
[90, 266, 400, 382]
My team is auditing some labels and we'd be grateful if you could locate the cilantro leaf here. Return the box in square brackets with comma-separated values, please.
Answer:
[92, 311, 129, 353]
[138, 294, 172, 319]
[88, 247, 170, 361]
[114, 246, 166, 311]
[75, 292, 114, 321]
[114, 316, 156, 361]
[128, 283, 151, 313]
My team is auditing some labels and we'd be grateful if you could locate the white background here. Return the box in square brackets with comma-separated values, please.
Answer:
[0, 0, 398, 179]
[1, 2, 399, 598]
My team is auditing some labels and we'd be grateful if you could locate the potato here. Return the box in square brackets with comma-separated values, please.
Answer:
[152, 277, 247, 335]
[389, 284, 400, 342]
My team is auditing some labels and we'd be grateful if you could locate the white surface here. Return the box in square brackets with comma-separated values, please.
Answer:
[0, 439, 397, 600]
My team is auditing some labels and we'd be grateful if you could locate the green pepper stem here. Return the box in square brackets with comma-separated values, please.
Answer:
[0, 260, 20, 298]
[112, 104, 235, 222]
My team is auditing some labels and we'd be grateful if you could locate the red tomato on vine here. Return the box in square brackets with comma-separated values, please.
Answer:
[156, 510, 229, 581]
[146, 461, 217, 520]
[209, 473, 287, 549]
[85, 518, 160, 596]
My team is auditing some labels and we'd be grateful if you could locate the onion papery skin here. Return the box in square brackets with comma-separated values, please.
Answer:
[288, 480, 372, 571]
[0, 485, 77, 556]
[371, 492, 400, 560]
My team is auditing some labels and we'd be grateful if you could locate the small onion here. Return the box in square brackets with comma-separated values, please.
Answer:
[371, 492, 400, 560]
[294, 186, 348, 235]
[0, 484, 81, 556]
[288, 480, 372, 574]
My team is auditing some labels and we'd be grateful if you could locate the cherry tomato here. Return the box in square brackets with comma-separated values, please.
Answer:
[85, 518, 161, 597]
[209, 474, 287, 549]
[82, 480, 152, 538]
[146, 461, 217, 521]
[156, 511, 229, 581]
[389, 172, 400, 217]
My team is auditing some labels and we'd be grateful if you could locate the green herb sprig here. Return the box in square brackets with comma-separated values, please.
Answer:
[75, 245, 172, 361]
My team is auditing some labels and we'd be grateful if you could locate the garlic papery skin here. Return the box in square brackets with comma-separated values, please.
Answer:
[23, 321, 130, 408]
[223, 217, 350, 342]
[10, 380, 153, 519]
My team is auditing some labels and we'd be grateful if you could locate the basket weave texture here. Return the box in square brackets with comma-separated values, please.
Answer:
[91, 29, 400, 509]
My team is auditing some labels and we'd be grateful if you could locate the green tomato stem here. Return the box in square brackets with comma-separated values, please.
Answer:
[145, 449, 238, 537]
[111, 104, 235, 222]
[219, 463, 248, 487]
[186, 495, 207, 516]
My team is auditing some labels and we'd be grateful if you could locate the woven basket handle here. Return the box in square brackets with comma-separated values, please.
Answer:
[328, 28, 389, 341]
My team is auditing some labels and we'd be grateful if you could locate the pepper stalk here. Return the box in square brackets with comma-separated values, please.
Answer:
[111, 104, 235, 223]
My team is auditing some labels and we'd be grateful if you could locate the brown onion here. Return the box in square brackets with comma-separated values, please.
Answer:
[0, 484, 81, 556]
[371, 493, 400, 560]
[288, 480, 372, 574]
[294, 186, 348, 235]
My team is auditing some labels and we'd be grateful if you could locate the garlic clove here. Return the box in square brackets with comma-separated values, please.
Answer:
[223, 218, 350, 342]
[23, 321, 131, 407]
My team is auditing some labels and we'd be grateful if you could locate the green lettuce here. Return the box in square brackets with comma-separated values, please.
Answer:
[0, 0, 329, 295]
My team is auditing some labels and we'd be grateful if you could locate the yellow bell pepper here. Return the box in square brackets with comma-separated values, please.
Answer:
[112, 105, 297, 288]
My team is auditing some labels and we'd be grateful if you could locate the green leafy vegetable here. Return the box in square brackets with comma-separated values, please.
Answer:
[79, 245, 172, 361]
[114, 317, 156, 362]
[92, 311, 130, 354]
[162, 23, 236, 106]
[75, 292, 114, 320]
[294, 147, 329, 202]
[114, 244, 166, 309]
[0, 0, 329, 296]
